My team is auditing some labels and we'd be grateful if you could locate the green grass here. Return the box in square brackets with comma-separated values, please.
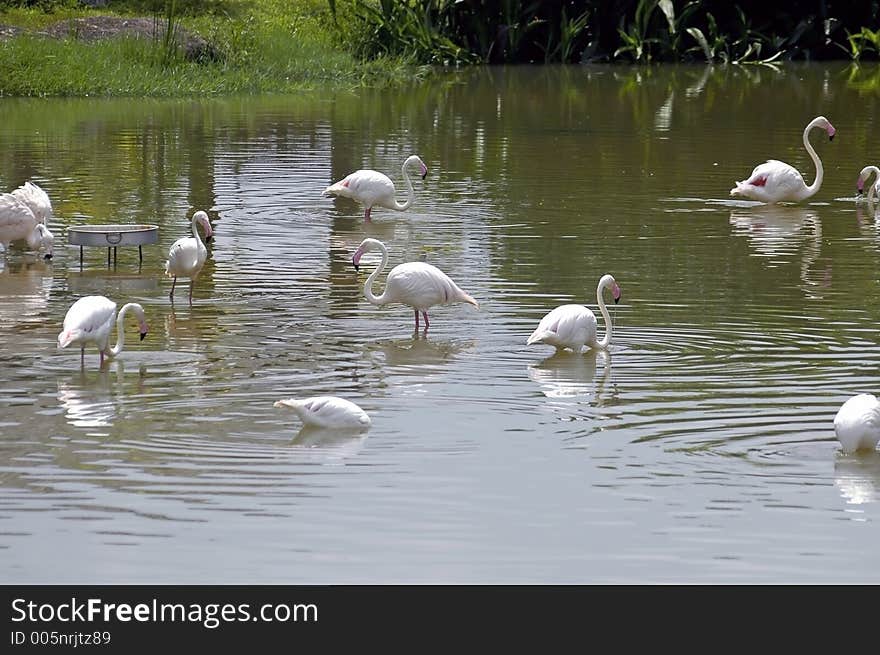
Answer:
[0, 0, 422, 96]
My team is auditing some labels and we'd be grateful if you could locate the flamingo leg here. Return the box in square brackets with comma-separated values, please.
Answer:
[169, 276, 177, 298]
[99, 350, 104, 366]
[422, 311, 430, 330]
[189, 280, 194, 305]
[364, 206, 372, 222]
[80, 348, 85, 367]
[414, 309, 419, 330]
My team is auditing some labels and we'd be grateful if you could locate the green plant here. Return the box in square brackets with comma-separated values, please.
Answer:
[846, 26, 880, 60]
[540, 5, 589, 63]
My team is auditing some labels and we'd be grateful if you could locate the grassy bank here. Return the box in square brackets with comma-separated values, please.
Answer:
[3, 1, 880, 97]
[0, 0, 422, 96]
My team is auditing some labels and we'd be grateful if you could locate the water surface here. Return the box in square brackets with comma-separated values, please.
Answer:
[3, 63, 880, 583]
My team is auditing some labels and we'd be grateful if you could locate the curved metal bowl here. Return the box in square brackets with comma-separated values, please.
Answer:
[67, 224, 159, 247]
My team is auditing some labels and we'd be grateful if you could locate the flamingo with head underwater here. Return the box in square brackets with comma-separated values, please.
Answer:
[274, 396, 372, 430]
[57, 295, 148, 366]
[352, 237, 478, 330]
[834, 393, 880, 454]
[527, 274, 621, 353]
[730, 116, 835, 204]
[323, 155, 428, 222]
[165, 210, 214, 304]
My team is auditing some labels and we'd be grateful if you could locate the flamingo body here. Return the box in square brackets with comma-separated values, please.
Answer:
[274, 396, 371, 430]
[527, 274, 621, 352]
[58, 295, 148, 365]
[352, 237, 478, 330]
[11, 181, 53, 225]
[323, 155, 427, 221]
[834, 393, 880, 454]
[0, 193, 54, 259]
[730, 116, 835, 204]
[165, 210, 213, 302]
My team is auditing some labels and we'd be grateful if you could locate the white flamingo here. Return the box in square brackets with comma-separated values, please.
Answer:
[274, 396, 371, 430]
[834, 394, 880, 454]
[527, 274, 621, 352]
[57, 295, 148, 366]
[352, 237, 479, 330]
[0, 193, 55, 259]
[11, 181, 53, 225]
[730, 116, 836, 204]
[165, 210, 213, 303]
[856, 165, 880, 205]
[323, 155, 428, 222]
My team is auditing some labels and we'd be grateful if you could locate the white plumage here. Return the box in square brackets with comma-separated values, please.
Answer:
[165, 210, 213, 303]
[0, 190, 55, 259]
[352, 237, 478, 330]
[322, 155, 427, 222]
[834, 394, 880, 454]
[11, 181, 53, 225]
[730, 116, 835, 204]
[527, 274, 621, 352]
[857, 165, 880, 205]
[58, 295, 148, 366]
[274, 396, 371, 430]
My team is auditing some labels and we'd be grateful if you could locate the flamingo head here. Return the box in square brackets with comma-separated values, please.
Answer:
[194, 210, 214, 243]
[599, 274, 621, 304]
[815, 116, 836, 141]
[351, 237, 384, 272]
[406, 155, 428, 180]
[28, 223, 54, 259]
[857, 166, 875, 195]
[138, 318, 149, 341]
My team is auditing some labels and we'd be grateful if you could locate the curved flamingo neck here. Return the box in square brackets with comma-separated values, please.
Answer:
[109, 303, 143, 356]
[191, 214, 207, 249]
[868, 166, 880, 205]
[391, 159, 416, 211]
[594, 282, 614, 349]
[801, 119, 825, 200]
[363, 242, 390, 306]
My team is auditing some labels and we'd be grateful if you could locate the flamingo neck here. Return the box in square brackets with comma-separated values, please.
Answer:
[595, 283, 614, 349]
[363, 242, 390, 306]
[191, 215, 207, 250]
[109, 303, 142, 356]
[391, 160, 416, 211]
[802, 120, 824, 199]
[868, 166, 880, 205]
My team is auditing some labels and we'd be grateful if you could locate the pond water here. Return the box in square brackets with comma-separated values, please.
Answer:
[3, 63, 880, 583]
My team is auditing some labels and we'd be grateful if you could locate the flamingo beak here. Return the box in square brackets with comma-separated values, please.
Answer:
[352, 250, 362, 271]
[140, 332, 147, 341]
[421, 166, 428, 180]
[613, 284, 621, 304]
[44, 253, 52, 260]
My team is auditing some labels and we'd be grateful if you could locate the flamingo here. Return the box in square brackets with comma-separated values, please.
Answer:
[11, 181, 53, 225]
[527, 274, 621, 353]
[274, 396, 371, 430]
[165, 210, 214, 303]
[57, 295, 148, 366]
[834, 394, 880, 454]
[352, 237, 479, 330]
[323, 155, 428, 222]
[730, 116, 836, 204]
[0, 193, 55, 259]
[856, 165, 880, 205]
